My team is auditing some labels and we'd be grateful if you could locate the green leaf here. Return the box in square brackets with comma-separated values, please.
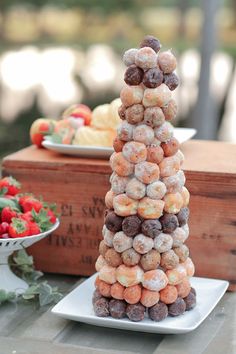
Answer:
[0, 187, 8, 196]
[0, 289, 16, 304]
[43, 202, 57, 212]
[8, 176, 21, 189]
[32, 209, 53, 232]
[13, 250, 33, 266]
[38, 283, 53, 306]
[25, 284, 40, 294]
[24, 270, 43, 283]
[22, 284, 40, 300]
[5, 250, 63, 307]
[52, 293, 63, 303]
[0, 290, 8, 303]
[22, 294, 35, 300]
[0, 197, 21, 212]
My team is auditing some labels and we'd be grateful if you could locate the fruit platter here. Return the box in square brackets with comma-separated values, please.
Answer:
[0, 176, 59, 293]
[30, 100, 121, 149]
[29, 100, 196, 158]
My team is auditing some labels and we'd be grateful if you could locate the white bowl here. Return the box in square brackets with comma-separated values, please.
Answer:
[0, 219, 59, 294]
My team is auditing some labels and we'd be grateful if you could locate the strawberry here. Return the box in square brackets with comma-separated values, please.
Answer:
[8, 218, 30, 238]
[44, 209, 57, 223]
[28, 221, 41, 236]
[0, 177, 21, 196]
[1, 206, 19, 223]
[20, 211, 33, 222]
[0, 222, 9, 234]
[1, 233, 9, 239]
[19, 195, 43, 213]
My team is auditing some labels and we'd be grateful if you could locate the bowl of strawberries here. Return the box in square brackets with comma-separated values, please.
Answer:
[0, 176, 59, 294]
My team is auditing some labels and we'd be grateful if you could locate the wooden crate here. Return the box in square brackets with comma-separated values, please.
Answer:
[2, 140, 236, 290]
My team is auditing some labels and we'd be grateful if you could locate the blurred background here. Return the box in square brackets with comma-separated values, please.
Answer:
[0, 0, 235, 159]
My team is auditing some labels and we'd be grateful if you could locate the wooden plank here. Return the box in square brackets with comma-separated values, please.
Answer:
[19, 169, 108, 276]
[0, 302, 36, 337]
[18, 311, 69, 341]
[154, 293, 233, 354]
[0, 337, 130, 354]
[14, 278, 84, 340]
[56, 322, 163, 354]
[182, 140, 236, 174]
[0, 275, 79, 338]
[3, 140, 236, 175]
[185, 173, 236, 288]
[2, 146, 111, 175]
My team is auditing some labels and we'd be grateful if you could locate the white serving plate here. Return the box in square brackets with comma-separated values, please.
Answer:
[51, 273, 228, 334]
[42, 141, 112, 158]
[42, 128, 197, 158]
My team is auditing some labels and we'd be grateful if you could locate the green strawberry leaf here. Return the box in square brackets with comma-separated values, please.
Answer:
[0, 198, 21, 212]
[8, 176, 21, 188]
[0, 187, 8, 196]
[17, 192, 33, 198]
[43, 202, 57, 212]
[32, 209, 53, 232]
[11, 218, 29, 234]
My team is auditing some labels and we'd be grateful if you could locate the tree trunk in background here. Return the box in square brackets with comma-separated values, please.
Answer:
[190, 0, 220, 140]
[232, 0, 236, 26]
[177, 0, 189, 38]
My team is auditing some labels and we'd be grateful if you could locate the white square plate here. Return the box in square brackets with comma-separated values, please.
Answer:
[51, 274, 228, 334]
[43, 128, 197, 158]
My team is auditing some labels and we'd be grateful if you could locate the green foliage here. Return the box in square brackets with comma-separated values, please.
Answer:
[1, 0, 144, 11]
[0, 197, 20, 212]
[0, 187, 8, 197]
[0, 290, 16, 304]
[12, 249, 42, 282]
[43, 202, 57, 213]
[0, 250, 63, 306]
[31, 209, 53, 232]
[22, 282, 63, 306]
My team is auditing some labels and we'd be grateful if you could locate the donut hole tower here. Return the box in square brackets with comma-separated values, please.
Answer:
[93, 35, 197, 322]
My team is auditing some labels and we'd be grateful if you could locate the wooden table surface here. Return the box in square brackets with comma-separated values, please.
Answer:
[3, 140, 236, 175]
[0, 274, 234, 354]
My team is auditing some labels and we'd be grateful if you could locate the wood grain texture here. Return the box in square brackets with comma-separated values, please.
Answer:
[2, 140, 236, 287]
[4, 140, 236, 174]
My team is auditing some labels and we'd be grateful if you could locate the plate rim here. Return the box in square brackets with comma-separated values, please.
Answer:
[51, 274, 228, 334]
[42, 140, 113, 152]
[42, 127, 197, 153]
